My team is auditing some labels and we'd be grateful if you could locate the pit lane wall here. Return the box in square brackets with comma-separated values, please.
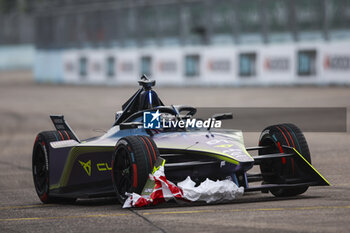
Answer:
[34, 40, 350, 86]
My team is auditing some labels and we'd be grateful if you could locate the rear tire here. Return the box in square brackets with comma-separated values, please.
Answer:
[112, 136, 159, 203]
[258, 123, 311, 197]
[32, 131, 76, 203]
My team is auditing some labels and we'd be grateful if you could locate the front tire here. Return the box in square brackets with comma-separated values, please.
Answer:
[32, 131, 76, 203]
[258, 123, 311, 197]
[112, 136, 159, 204]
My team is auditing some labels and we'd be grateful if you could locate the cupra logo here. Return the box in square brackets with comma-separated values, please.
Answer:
[79, 160, 91, 176]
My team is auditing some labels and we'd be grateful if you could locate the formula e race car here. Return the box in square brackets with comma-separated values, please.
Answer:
[32, 76, 329, 204]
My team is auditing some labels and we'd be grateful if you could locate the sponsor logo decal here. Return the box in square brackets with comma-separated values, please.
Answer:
[215, 144, 234, 148]
[205, 139, 253, 162]
[324, 55, 350, 70]
[97, 163, 112, 171]
[208, 60, 231, 72]
[79, 160, 91, 176]
[159, 61, 177, 72]
[79, 160, 112, 176]
[120, 62, 134, 72]
[265, 57, 289, 71]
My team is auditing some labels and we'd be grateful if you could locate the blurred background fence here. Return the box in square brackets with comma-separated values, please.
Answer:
[1, 0, 350, 85]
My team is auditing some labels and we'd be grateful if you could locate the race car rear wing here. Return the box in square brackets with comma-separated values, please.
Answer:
[50, 115, 80, 142]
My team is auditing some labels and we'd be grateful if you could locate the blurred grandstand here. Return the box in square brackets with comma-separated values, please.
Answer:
[1, 0, 350, 85]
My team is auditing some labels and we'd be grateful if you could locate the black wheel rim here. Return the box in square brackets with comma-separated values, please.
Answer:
[33, 144, 48, 194]
[113, 146, 133, 201]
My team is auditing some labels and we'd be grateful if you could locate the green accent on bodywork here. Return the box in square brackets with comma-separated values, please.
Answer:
[213, 131, 253, 159]
[159, 147, 240, 165]
[155, 131, 253, 164]
[212, 155, 239, 164]
[50, 183, 60, 190]
[197, 150, 240, 165]
[152, 158, 166, 174]
[241, 146, 253, 159]
[293, 148, 330, 186]
[143, 158, 166, 197]
[49, 146, 114, 190]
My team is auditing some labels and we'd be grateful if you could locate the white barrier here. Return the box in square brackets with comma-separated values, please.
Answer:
[35, 40, 350, 85]
[0, 45, 34, 70]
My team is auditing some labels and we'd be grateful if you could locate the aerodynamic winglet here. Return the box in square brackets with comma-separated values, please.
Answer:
[50, 115, 80, 142]
[292, 148, 330, 186]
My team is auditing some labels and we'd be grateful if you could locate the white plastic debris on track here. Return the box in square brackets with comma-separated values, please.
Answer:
[177, 176, 244, 203]
[123, 166, 244, 208]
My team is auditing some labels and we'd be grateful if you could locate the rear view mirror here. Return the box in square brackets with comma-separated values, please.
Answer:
[212, 113, 233, 121]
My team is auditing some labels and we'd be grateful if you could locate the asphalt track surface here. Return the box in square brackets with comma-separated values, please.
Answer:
[0, 71, 349, 233]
